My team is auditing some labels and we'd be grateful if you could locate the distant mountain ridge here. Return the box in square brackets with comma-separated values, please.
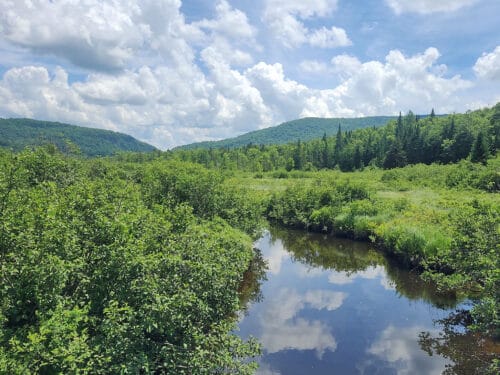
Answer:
[174, 116, 398, 150]
[0, 118, 156, 156]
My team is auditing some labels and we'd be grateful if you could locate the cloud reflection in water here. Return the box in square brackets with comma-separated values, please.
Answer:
[258, 288, 345, 358]
[362, 325, 450, 375]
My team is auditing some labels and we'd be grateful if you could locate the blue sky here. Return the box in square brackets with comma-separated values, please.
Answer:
[0, 0, 499, 149]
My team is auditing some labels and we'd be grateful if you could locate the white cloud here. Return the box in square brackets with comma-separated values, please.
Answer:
[261, 318, 336, 357]
[0, 0, 495, 151]
[0, 0, 148, 72]
[386, 0, 479, 14]
[194, 0, 256, 42]
[0, 65, 109, 129]
[0, 0, 257, 73]
[309, 26, 352, 48]
[245, 62, 311, 121]
[262, 0, 349, 49]
[473, 46, 500, 81]
[331, 54, 362, 77]
[326, 48, 472, 116]
[366, 325, 450, 374]
[304, 289, 346, 310]
[0, 44, 488, 149]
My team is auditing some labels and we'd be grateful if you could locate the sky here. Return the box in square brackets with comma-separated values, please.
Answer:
[0, 0, 499, 150]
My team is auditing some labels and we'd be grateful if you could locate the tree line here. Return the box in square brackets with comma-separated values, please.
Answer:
[173, 103, 500, 172]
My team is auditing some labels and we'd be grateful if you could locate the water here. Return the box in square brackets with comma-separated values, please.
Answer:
[237, 227, 497, 375]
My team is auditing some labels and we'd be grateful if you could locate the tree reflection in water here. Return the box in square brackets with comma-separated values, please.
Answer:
[419, 309, 500, 375]
[239, 226, 499, 374]
[238, 248, 268, 314]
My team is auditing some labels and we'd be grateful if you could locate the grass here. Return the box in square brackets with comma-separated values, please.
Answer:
[225, 155, 499, 270]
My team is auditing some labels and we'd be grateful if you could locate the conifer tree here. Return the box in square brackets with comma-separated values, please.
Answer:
[470, 130, 489, 164]
[383, 139, 407, 169]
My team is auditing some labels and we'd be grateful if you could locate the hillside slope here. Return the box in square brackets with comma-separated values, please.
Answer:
[0, 118, 156, 156]
[175, 116, 397, 150]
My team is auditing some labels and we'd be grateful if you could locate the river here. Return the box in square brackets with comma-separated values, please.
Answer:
[237, 226, 498, 375]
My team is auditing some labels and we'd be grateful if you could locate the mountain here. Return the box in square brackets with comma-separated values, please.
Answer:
[0, 118, 156, 156]
[174, 116, 397, 150]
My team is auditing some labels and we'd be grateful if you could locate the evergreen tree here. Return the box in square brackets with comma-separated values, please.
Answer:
[452, 128, 474, 162]
[490, 103, 500, 153]
[293, 139, 304, 170]
[395, 111, 404, 141]
[470, 131, 489, 164]
[333, 124, 343, 166]
[353, 145, 362, 170]
[321, 133, 329, 168]
[383, 139, 407, 169]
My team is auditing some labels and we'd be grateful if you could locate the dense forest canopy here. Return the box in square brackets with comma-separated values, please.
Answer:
[173, 103, 500, 173]
[0, 118, 156, 157]
[174, 116, 397, 150]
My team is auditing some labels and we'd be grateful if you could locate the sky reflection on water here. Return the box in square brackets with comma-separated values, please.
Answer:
[238, 228, 459, 375]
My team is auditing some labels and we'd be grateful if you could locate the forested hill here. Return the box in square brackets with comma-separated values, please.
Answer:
[175, 116, 396, 150]
[0, 118, 156, 156]
[174, 104, 500, 173]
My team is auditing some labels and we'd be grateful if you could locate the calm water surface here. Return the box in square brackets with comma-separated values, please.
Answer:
[238, 227, 496, 375]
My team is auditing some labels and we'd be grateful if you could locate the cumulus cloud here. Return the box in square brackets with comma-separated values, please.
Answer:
[473, 46, 500, 81]
[386, 0, 479, 14]
[309, 26, 352, 48]
[194, 0, 256, 42]
[0, 0, 256, 73]
[245, 62, 311, 121]
[262, 0, 350, 49]
[0, 65, 108, 128]
[0, 0, 495, 150]
[296, 48, 473, 119]
[0, 0, 148, 72]
[0, 43, 485, 149]
[331, 54, 363, 77]
[325, 48, 472, 116]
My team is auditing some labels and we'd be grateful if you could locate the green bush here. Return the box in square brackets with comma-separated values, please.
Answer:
[0, 150, 261, 374]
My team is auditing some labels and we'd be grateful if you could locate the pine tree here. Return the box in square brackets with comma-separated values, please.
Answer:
[293, 139, 304, 170]
[490, 103, 500, 153]
[321, 132, 329, 168]
[470, 131, 489, 164]
[333, 124, 343, 166]
[396, 112, 403, 139]
[383, 139, 407, 169]
[353, 145, 362, 170]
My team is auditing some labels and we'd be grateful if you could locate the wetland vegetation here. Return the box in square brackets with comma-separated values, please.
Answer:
[0, 103, 498, 373]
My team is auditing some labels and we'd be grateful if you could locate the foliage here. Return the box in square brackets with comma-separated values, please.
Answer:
[242, 154, 499, 346]
[0, 118, 156, 157]
[0, 147, 262, 373]
[419, 310, 500, 375]
[174, 116, 395, 150]
[173, 103, 499, 172]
